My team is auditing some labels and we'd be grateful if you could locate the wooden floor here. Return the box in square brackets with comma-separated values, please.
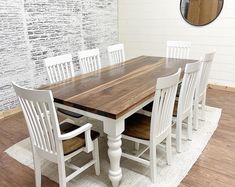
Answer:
[0, 88, 234, 187]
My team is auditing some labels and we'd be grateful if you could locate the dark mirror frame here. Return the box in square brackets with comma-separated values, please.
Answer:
[180, 0, 224, 27]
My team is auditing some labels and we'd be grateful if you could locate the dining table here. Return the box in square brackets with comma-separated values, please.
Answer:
[42, 56, 197, 187]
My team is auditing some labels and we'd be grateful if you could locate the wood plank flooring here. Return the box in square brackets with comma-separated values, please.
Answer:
[0, 88, 234, 187]
[180, 89, 235, 187]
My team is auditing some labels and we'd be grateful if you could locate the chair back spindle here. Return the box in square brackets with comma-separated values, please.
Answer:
[12, 82, 60, 155]
[178, 61, 202, 114]
[198, 52, 215, 97]
[107, 44, 125, 65]
[151, 69, 181, 139]
[44, 54, 74, 84]
[166, 41, 191, 59]
[78, 49, 101, 74]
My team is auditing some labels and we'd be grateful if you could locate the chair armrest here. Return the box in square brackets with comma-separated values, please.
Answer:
[58, 123, 94, 153]
[58, 123, 92, 141]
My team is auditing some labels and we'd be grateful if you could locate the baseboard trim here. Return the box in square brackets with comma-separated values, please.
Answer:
[208, 84, 235, 93]
[0, 107, 22, 120]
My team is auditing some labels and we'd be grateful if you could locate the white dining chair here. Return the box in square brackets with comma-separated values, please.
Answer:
[107, 43, 125, 65]
[44, 54, 75, 84]
[12, 82, 100, 187]
[122, 69, 181, 184]
[44, 54, 83, 120]
[193, 51, 216, 130]
[78, 49, 101, 74]
[166, 41, 191, 59]
[174, 61, 202, 152]
[142, 61, 201, 152]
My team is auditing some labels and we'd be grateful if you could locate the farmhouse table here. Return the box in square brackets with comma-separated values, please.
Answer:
[42, 56, 196, 187]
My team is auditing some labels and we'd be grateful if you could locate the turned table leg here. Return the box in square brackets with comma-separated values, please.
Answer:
[104, 119, 124, 187]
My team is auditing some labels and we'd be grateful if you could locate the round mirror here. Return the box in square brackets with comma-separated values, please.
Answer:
[180, 0, 224, 26]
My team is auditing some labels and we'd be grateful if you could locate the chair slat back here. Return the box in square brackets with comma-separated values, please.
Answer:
[178, 61, 202, 113]
[12, 82, 60, 155]
[151, 69, 181, 139]
[107, 44, 125, 65]
[198, 52, 215, 97]
[44, 54, 74, 84]
[166, 41, 191, 59]
[78, 49, 101, 74]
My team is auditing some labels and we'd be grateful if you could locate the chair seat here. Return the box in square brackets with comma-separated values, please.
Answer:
[124, 113, 151, 140]
[143, 101, 178, 116]
[58, 108, 83, 119]
[60, 122, 100, 155]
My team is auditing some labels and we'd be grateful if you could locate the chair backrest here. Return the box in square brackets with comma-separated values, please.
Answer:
[198, 52, 215, 97]
[44, 54, 74, 84]
[151, 69, 181, 139]
[166, 41, 191, 59]
[107, 44, 125, 65]
[12, 82, 61, 156]
[78, 49, 101, 74]
[178, 61, 202, 114]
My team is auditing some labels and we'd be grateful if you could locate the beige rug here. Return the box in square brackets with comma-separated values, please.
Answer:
[5, 106, 221, 187]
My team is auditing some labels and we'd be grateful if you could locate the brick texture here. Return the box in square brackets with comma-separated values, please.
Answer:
[0, 0, 118, 111]
[0, 0, 34, 111]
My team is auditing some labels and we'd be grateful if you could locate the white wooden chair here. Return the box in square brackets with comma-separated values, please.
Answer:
[166, 41, 191, 59]
[12, 82, 100, 187]
[174, 61, 202, 152]
[193, 52, 216, 130]
[122, 69, 181, 184]
[107, 44, 125, 65]
[44, 54, 83, 120]
[78, 49, 101, 74]
[44, 54, 75, 84]
[142, 61, 202, 152]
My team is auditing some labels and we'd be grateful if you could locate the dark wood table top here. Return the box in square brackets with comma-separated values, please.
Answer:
[42, 56, 197, 119]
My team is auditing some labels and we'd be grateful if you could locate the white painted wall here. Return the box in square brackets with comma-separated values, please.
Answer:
[119, 0, 235, 87]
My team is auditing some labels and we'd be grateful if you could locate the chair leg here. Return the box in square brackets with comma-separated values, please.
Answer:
[99, 126, 104, 137]
[134, 142, 140, 151]
[58, 158, 66, 187]
[187, 110, 193, 141]
[92, 139, 100, 175]
[193, 100, 199, 130]
[201, 93, 206, 121]
[150, 144, 157, 184]
[176, 117, 182, 153]
[166, 134, 172, 165]
[33, 152, 41, 187]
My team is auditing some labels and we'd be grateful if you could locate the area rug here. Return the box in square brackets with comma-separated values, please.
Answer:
[5, 106, 221, 187]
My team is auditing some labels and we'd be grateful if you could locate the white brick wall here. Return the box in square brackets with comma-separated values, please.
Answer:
[0, 0, 34, 111]
[0, 0, 118, 111]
